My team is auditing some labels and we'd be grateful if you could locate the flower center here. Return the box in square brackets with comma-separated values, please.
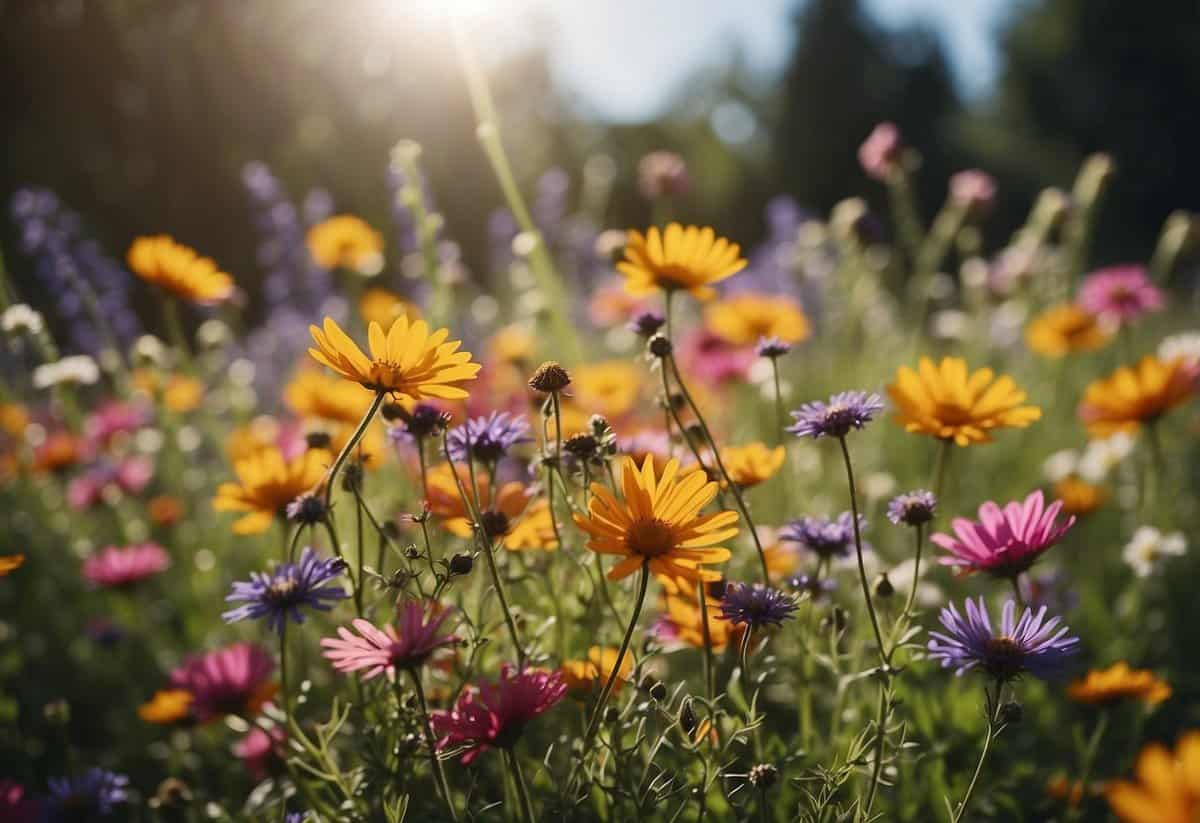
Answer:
[267, 577, 299, 604]
[983, 636, 1025, 680]
[933, 401, 974, 426]
[625, 518, 677, 558]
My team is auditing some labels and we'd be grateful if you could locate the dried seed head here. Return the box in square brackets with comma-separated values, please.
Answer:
[529, 361, 572, 393]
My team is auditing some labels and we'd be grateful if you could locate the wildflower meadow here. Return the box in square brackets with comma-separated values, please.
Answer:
[3, 8, 1200, 823]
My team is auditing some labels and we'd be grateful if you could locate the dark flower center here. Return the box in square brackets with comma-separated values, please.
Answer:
[933, 401, 974, 425]
[626, 518, 676, 558]
[983, 636, 1026, 680]
[267, 577, 300, 606]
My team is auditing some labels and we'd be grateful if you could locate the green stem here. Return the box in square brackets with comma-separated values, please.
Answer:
[582, 560, 649, 747]
[698, 581, 716, 702]
[1067, 712, 1108, 822]
[863, 683, 890, 819]
[770, 357, 786, 447]
[950, 683, 1004, 823]
[323, 392, 384, 510]
[505, 748, 537, 823]
[482, 534, 525, 666]
[408, 670, 459, 821]
[837, 436, 887, 666]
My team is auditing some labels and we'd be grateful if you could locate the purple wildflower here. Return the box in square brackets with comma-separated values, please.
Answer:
[927, 597, 1080, 682]
[44, 768, 129, 820]
[756, 337, 792, 359]
[223, 548, 348, 635]
[627, 311, 665, 338]
[387, 403, 452, 447]
[446, 411, 531, 464]
[787, 391, 884, 440]
[886, 490, 937, 527]
[717, 583, 799, 628]
[789, 574, 837, 600]
[780, 513, 867, 559]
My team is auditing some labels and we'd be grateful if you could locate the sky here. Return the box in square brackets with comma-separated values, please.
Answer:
[532, 0, 1011, 122]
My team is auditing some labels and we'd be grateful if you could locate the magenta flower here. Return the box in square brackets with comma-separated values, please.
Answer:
[233, 725, 286, 781]
[81, 543, 170, 588]
[676, 327, 755, 385]
[0, 780, 40, 823]
[949, 170, 997, 213]
[858, 122, 903, 181]
[430, 664, 567, 764]
[1077, 264, 1164, 325]
[83, 401, 150, 448]
[321, 601, 457, 680]
[67, 456, 153, 509]
[932, 490, 1075, 579]
[168, 643, 276, 723]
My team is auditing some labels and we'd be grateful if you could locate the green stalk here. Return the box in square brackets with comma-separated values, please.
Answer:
[407, 670, 459, 821]
[582, 560, 649, 747]
[505, 748, 536, 823]
[323, 392, 384, 509]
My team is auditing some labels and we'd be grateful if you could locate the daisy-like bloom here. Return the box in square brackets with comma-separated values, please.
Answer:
[1106, 732, 1200, 823]
[0, 302, 45, 337]
[1067, 662, 1171, 706]
[284, 370, 378, 425]
[627, 310, 666, 338]
[1077, 264, 1164, 326]
[787, 391, 884, 440]
[212, 445, 330, 535]
[756, 337, 791, 359]
[933, 490, 1075, 578]
[308, 316, 480, 400]
[858, 122, 903, 181]
[67, 456, 154, 510]
[305, 214, 384, 274]
[779, 513, 864, 560]
[1053, 475, 1107, 516]
[704, 292, 811, 346]
[446, 411, 531, 464]
[130, 369, 206, 414]
[887, 357, 1041, 446]
[83, 401, 150, 448]
[717, 582, 799, 629]
[1025, 304, 1113, 357]
[886, 490, 937, 527]
[927, 597, 1080, 681]
[321, 601, 457, 679]
[81, 543, 170, 588]
[561, 646, 634, 693]
[1159, 331, 1200, 368]
[616, 223, 747, 300]
[718, 442, 785, 488]
[573, 456, 738, 591]
[223, 548, 348, 635]
[503, 499, 560, 551]
[387, 403, 452, 447]
[571, 361, 642, 419]
[169, 643, 277, 723]
[1123, 526, 1187, 578]
[423, 462, 535, 541]
[486, 324, 536, 366]
[127, 235, 234, 305]
[44, 769, 129, 819]
[360, 286, 420, 329]
[138, 689, 193, 724]
[1078, 355, 1197, 437]
[430, 664, 567, 764]
[32, 355, 100, 389]
[0, 555, 25, 576]
[32, 432, 86, 474]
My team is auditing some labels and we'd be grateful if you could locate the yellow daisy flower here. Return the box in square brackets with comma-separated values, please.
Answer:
[573, 456, 737, 590]
[487, 324, 537, 366]
[718, 442, 786, 488]
[284, 370, 378, 425]
[1053, 475, 1107, 515]
[225, 416, 284, 463]
[423, 462, 541, 548]
[705, 292, 811, 346]
[127, 235, 234, 305]
[1106, 732, 1200, 823]
[1025, 304, 1112, 357]
[887, 356, 1042, 446]
[138, 689, 193, 724]
[306, 215, 384, 274]
[359, 287, 420, 329]
[1078, 356, 1196, 437]
[0, 554, 25, 576]
[212, 445, 330, 534]
[561, 646, 634, 693]
[1067, 662, 1171, 706]
[308, 316, 480, 400]
[617, 223, 747, 299]
[571, 361, 642, 419]
[503, 499, 559, 551]
[132, 369, 204, 413]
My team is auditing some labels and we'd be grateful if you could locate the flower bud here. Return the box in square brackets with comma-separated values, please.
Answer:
[648, 334, 673, 358]
[305, 431, 332, 450]
[748, 763, 778, 789]
[480, 510, 511, 539]
[873, 573, 895, 599]
[448, 553, 474, 576]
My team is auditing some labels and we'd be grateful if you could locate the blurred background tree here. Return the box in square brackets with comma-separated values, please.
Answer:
[1, 0, 1198, 321]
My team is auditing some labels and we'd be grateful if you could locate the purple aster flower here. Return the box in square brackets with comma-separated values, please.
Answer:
[223, 548, 348, 635]
[886, 490, 937, 527]
[787, 391, 884, 440]
[717, 582, 799, 628]
[286, 493, 327, 525]
[45, 768, 129, 820]
[627, 310, 665, 338]
[779, 513, 867, 559]
[927, 597, 1080, 682]
[387, 403, 452, 447]
[756, 337, 791, 359]
[446, 411, 531, 464]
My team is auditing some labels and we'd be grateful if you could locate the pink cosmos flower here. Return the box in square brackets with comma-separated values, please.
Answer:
[67, 456, 154, 509]
[83, 401, 150, 448]
[949, 170, 997, 213]
[233, 725, 286, 781]
[430, 664, 567, 764]
[321, 601, 457, 680]
[858, 122, 903, 181]
[677, 328, 755, 386]
[933, 490, 1076, 579]
[0, 779, 40, 823]
[1077, 265, 1165, 325]
[81, 543, 170, 588]
[168, 643, 277, 723]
